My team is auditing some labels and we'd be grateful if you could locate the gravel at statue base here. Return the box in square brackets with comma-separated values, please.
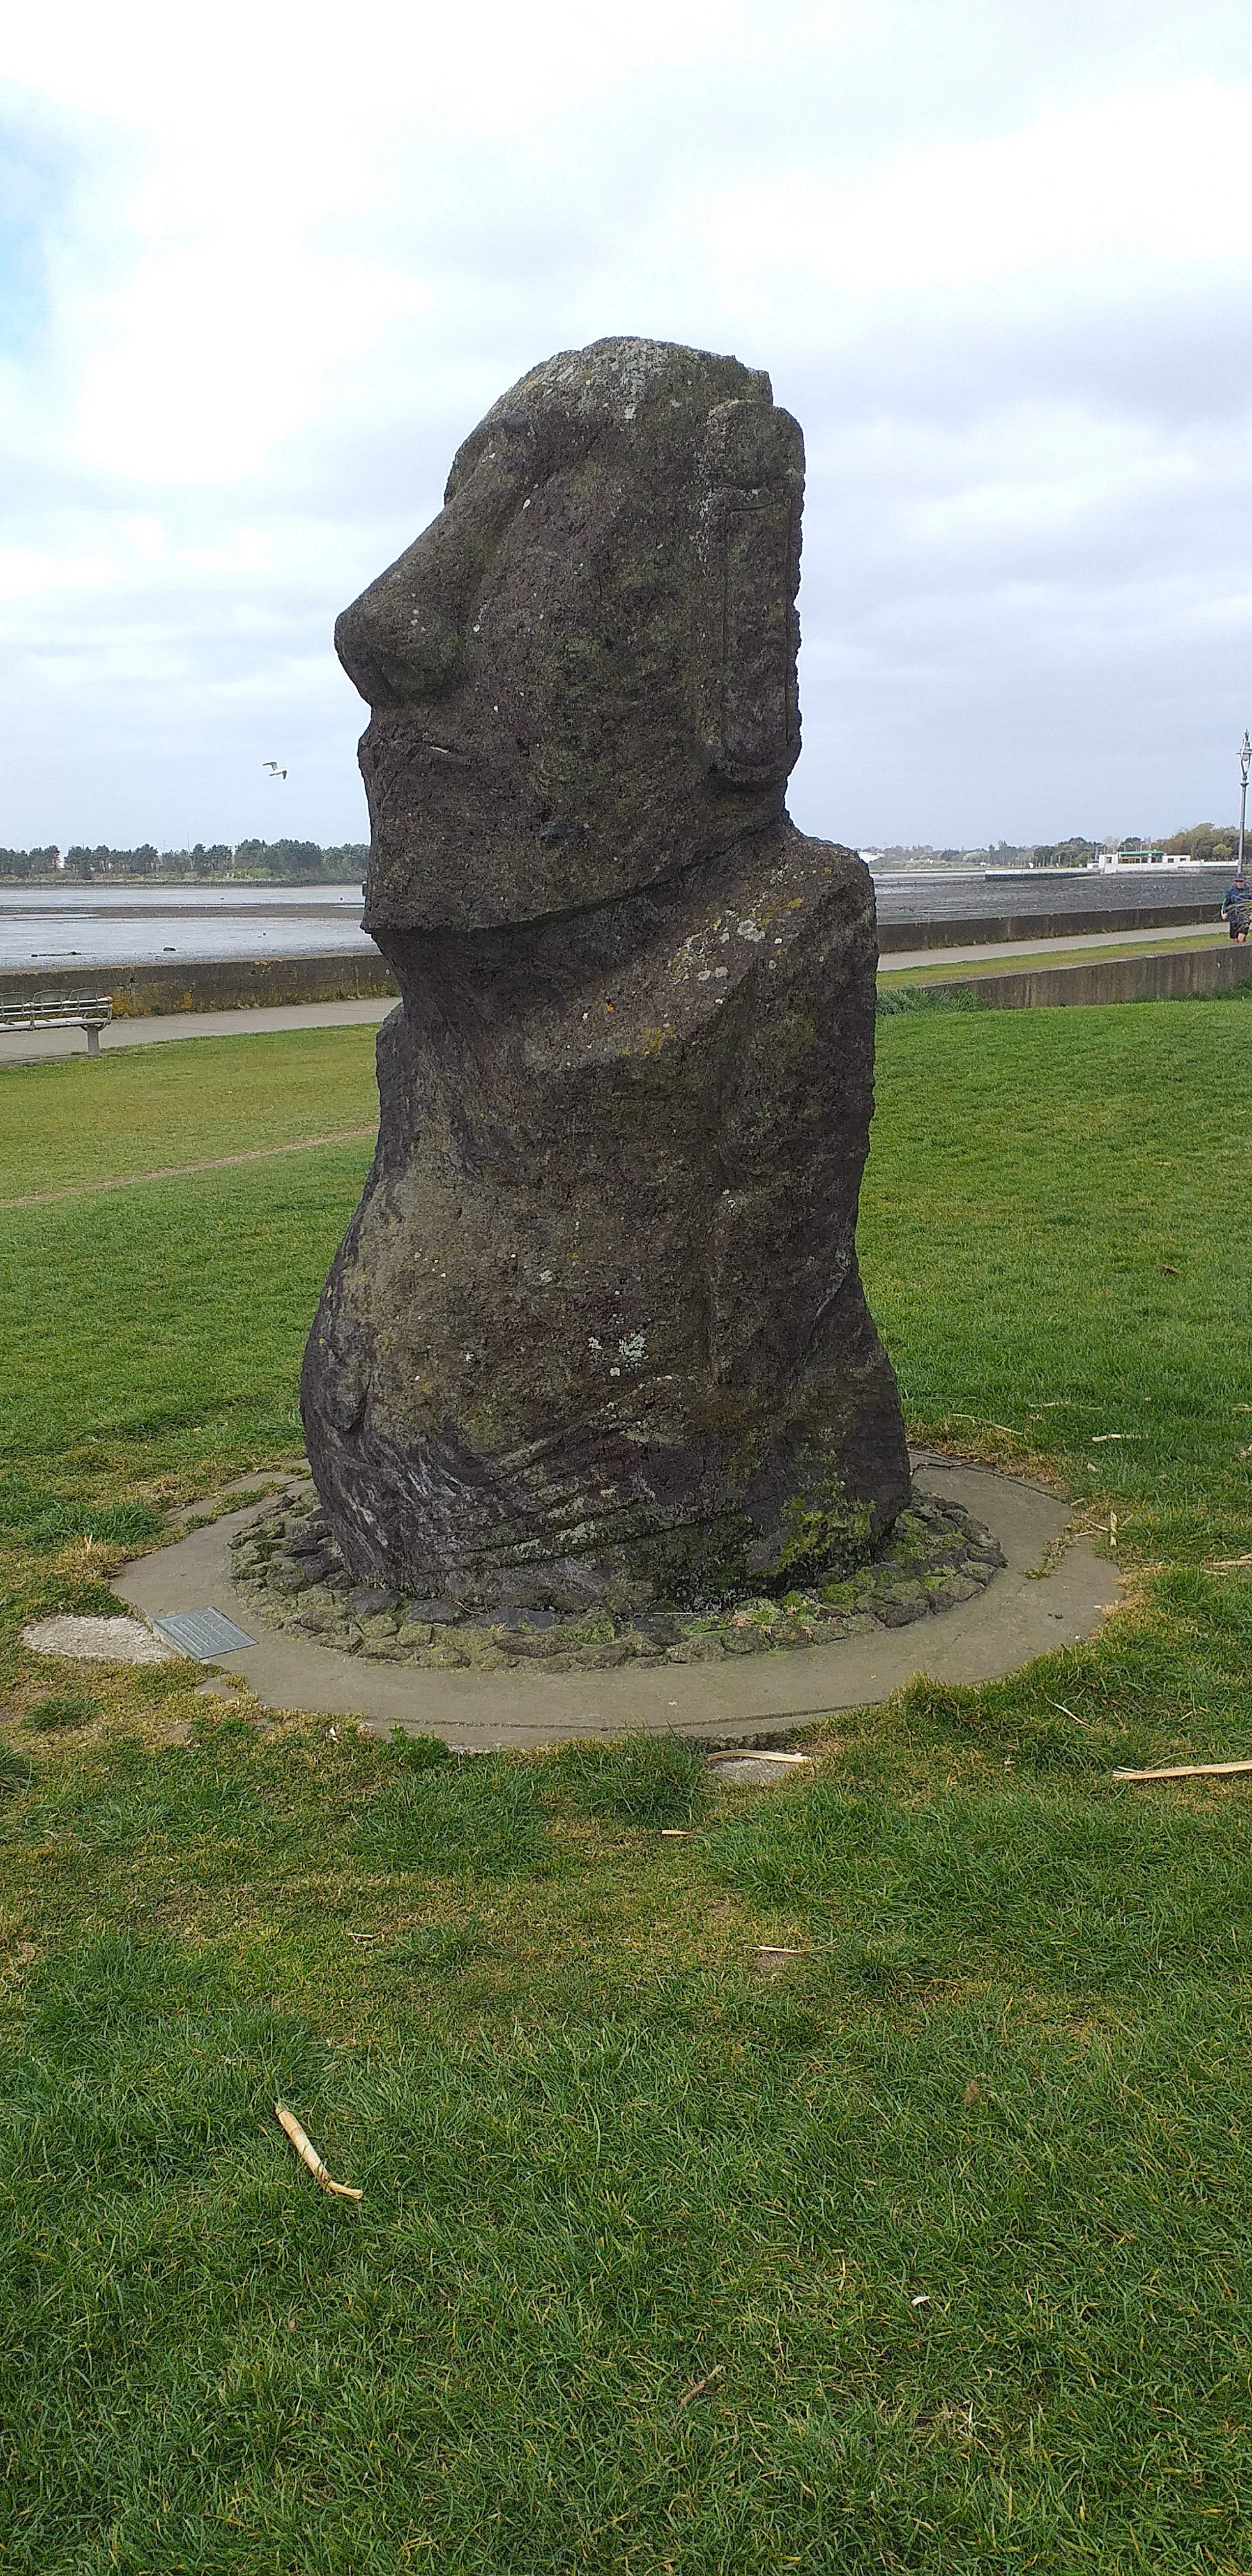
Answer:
[229, 1482, 1005, 1675]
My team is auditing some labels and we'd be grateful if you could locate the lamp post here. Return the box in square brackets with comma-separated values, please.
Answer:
[1239, 732, 1251, 879]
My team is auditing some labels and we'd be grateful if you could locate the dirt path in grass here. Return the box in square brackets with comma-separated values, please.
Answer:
[0, 1128, 377, 1209]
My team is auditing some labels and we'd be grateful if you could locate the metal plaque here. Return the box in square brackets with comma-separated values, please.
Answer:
[154, 1607, 255, 1660]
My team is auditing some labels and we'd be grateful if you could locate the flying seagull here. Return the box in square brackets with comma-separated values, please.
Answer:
[263, 760, 287, 779]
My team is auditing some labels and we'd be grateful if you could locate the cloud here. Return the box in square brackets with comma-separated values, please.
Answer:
[705, 80, 1252, 303]
[1, 0, 1251, 847]
[0, 115, 70, 357]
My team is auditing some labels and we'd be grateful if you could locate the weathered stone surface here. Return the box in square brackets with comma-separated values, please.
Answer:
[285, 1522, 333, 1558]
[708, 1752, 811, 1786]
[347, 1585, 398, 1617]
[302, 335, 910, 1609]
[334, 339, 804, 933]
[231, 1483, 1005, 1667]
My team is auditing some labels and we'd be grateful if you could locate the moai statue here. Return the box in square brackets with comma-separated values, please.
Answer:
[302, 337, 910, 1611]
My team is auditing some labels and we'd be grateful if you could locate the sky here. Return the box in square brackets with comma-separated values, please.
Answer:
[2, 0, 1251, 854]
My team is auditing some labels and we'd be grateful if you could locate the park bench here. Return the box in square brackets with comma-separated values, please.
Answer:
[0, 990, 114, 1056]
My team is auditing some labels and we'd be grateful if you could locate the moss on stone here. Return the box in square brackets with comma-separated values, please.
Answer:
[232, 1480, 1006, 1675]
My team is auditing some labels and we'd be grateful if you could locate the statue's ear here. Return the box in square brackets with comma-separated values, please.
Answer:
[700, 400, 804, 790]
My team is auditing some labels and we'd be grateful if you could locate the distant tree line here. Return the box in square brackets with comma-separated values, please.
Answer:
[0, 839, 367, 884]
[1030, 827, 1242, 868]
[871, 839, 1035, 870]
[868, 843, 972, 863]
[1028, 838, 1103, 868]
[1160, 824, 1242, 865]
[8, 825, 1240, 885]
[0, 847, 60, 879]
[867, 841, 1032, 866]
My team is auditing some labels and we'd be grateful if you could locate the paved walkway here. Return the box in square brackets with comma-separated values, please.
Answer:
[0, 995, 394, 1066]
[880, 921, 1225, 972]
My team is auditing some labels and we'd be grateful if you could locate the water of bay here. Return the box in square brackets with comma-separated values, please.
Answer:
[0, 868, 1228, 975]
[0, 885, 373, 973]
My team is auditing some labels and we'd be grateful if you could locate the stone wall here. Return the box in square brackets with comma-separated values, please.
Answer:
[876, 901, 1219, 953]
[4, 935, 1242, 1022]
[0, 950, 398, 1016]
[924, 943, 1252, 1010]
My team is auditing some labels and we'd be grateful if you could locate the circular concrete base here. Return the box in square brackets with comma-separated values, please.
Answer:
[112, 1456, 1118, 1750]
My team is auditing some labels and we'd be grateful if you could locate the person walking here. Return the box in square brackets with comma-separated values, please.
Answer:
[1221, 873, 1252, 943]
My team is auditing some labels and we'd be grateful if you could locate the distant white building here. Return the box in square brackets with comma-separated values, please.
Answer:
[1095, 848, 1210, 870]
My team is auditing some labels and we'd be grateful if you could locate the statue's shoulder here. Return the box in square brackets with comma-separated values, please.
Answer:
[784, 825, 868, 871]
[768, 822, 874, 908]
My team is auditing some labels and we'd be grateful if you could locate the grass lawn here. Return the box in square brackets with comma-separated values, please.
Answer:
[0, 1023, 381, 1202]
[3, 1003, 1252, 2572]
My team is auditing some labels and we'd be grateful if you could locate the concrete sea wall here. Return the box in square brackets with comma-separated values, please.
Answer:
[0, 951, 399, 1016]
[3, 931, 1245, 1022]
[876, 901, 1218, 952]
[931, 944, 1252, 1010]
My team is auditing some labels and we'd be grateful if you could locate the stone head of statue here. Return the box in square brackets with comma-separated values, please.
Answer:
[335, 336, 804, 934]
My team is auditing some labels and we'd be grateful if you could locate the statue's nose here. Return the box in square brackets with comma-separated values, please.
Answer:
[335, 459, 520, 711]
